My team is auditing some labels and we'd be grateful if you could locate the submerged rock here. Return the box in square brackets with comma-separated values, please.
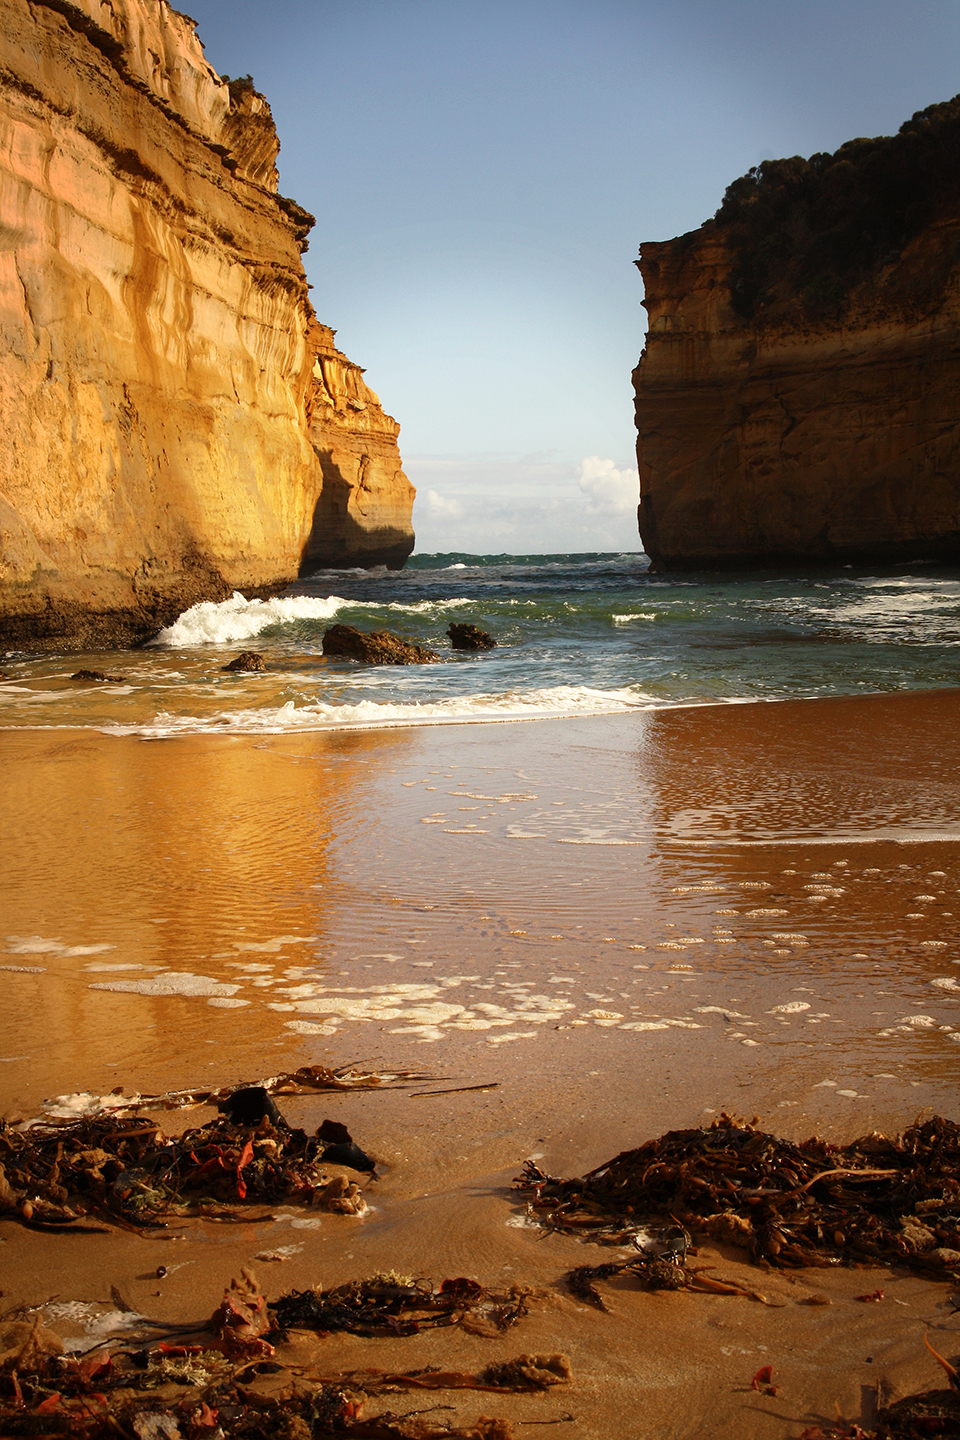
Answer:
[448, 622, 496, 651]
[70, 670, 124, 683]
[322, 624, 440, 665]
[222, 651, 267, 673]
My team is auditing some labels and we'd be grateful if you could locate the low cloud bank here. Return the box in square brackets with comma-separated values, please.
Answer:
[409, 454, 640, 554]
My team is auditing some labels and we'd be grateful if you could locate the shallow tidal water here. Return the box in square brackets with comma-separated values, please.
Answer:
[3, 693, 959, 1133]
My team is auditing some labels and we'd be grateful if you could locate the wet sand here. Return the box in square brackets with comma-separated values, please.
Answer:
[4, 690, 960, 1435]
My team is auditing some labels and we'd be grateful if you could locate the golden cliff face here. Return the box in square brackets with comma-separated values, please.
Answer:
[634, 107, 960, 570]
[303, 325, 415, 572]
[0, 0, 414, 647]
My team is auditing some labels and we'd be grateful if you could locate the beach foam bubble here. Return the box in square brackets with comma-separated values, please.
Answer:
[89, 972, 241, 998]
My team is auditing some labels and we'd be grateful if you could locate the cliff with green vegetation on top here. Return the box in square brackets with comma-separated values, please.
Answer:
[633, 96, 960, 570]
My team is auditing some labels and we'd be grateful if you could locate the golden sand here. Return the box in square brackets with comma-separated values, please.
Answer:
[3, 691, 960, 1435]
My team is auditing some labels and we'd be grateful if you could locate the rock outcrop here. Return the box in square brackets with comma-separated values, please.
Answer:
[0, 0, 414, 648]
[447, 622, 496, 651]
[322, 624, 440, 666]
[634, 97, 960, 570]
[302, 325, 416, 573]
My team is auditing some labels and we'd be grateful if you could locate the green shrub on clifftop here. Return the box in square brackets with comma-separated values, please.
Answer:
[713, 94, 960, 321]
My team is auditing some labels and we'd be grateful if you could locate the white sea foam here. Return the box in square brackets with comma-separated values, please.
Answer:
[43, 1091, 144, 1118]
[89, 972, 241, 998]
[43, 1303, 146, 1351]
[104, 685, 646, 737]
[6, 935, 113, 957]
[155, 592, 347, 646]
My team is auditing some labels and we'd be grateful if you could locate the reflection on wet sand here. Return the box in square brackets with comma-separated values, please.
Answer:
[3, 691, 960, 1141]
[6, 695, 960, 1439]
[0, 727, 413, 1111]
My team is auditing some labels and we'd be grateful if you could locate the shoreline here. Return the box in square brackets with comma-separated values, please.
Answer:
[3, 682, 960, 743]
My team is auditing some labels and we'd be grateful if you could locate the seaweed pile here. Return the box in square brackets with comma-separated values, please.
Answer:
[270, 1276, 537, 1341]
[516, 1114, 960, 1273]
[0, 1099, 373, 1231]
[0, 1273, 570, 1440]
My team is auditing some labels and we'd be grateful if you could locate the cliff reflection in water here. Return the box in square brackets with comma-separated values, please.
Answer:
[0, 728, 412, 1113]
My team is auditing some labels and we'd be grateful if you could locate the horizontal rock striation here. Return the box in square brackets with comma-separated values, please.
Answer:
[633, 97, 960, 570]
[0, 0, 413, 648]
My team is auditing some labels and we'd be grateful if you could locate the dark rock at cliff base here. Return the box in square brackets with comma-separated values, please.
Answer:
[447, 623, 496, 651]
[222, 651, 267, 673]
[322, 624, 440, 665]
[70, 669, 124, 683]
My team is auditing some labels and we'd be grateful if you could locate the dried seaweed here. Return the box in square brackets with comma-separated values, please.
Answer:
[0, 1107, 371, 1231]
[516, 1114, 960, 1274]
[0, 1310, 564, 1438]
[43, 1063, 438, 1120]
[269, 1276, 536, 1340]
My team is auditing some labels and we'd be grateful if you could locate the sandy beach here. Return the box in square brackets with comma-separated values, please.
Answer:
[4, 689, 960, 1436]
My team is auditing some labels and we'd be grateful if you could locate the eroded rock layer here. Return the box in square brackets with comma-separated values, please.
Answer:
[0, 0, 413, 647]
[633, 98, 960, 570]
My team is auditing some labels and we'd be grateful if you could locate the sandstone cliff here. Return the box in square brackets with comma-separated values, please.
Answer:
[0, 0, 414, 648]
[634, 97, 960, 570]
[304, 324, 416, 572]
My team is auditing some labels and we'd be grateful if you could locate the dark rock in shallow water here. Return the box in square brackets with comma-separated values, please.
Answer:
[70, 669, 124, 682]
[222, 651, 267, 672]
[447, 622, 496, 651]
[313, 1119, 376, 1172]
[322, 623, 440, 665]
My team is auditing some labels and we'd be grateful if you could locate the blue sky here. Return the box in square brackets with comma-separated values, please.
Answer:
[185, 1, 960, 554]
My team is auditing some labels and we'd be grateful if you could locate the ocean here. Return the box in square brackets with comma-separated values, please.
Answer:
[4, 552, 960, 734]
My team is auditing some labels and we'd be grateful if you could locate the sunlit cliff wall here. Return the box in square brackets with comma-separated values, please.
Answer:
[633, 97, 960, 570]
[0, 0, 413, 647]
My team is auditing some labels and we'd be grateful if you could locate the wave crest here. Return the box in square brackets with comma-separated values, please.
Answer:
[155, 593, 346, 647]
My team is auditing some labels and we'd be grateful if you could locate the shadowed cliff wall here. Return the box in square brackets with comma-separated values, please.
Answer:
[633, 97, 960, 570]
[302, 324, 415, 573]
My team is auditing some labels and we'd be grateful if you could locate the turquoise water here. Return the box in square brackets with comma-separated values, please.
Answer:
[2, 553, 960, 733]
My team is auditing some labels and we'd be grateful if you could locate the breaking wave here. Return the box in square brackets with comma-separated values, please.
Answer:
[155, 593, 347, 646]
[105, 684, 648, 738]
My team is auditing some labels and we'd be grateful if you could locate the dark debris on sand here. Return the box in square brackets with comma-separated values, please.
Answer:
[0, 1267, 568, 1439]
[0, 1088, 384, 1231]
[516, 1114, 960, 1278]
[269, 1275, 538, 1341]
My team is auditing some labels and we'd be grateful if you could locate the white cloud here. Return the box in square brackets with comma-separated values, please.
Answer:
[406, 453, 643, 555]
[578, 456, 640, 517]
[423, 488, 463, 518]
